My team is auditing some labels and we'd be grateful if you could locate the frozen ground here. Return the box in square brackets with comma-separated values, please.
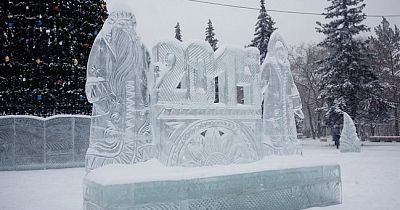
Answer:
[0, 139, 399, 210]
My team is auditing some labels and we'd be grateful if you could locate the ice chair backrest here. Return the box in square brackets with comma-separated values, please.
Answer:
[149, 40, 264, 167]
[150, 39, 261, 107]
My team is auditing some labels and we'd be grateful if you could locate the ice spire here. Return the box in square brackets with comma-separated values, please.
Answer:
[340, 112, 361, 153]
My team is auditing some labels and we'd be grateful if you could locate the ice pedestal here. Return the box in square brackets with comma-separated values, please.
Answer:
[83, 161, 341, 210]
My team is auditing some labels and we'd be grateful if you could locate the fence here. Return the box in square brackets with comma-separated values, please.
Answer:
[359, 122, 398, 137]
[0, 115, 91, 170]
[0, 105, 92, 118]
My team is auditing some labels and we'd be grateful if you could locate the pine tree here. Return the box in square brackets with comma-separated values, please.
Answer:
[205, 19, 218, 51]
[0, 0, 107, 116]
[316, 0, 389, 126]
[370, 17, 400, 135]
[249, 0, 276, 63]
[174, 22, 183, 42]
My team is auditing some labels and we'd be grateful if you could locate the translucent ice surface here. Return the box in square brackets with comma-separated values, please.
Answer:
[261, 32, 304, 155]
[85, 9, 152, 172]
[150, 42, 263, 167]
[84, 161, 342, 210]
[340, 112, 361, 153]
[0, 115, 90, 170]
[82, 8, 339, 210]
[84, 8, 304, 171]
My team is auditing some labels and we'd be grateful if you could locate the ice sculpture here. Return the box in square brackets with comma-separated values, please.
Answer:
[85, 9, 152, 171]
[84, 28, 306, 171]
[261, 32, 304, 155]
[83, 7, 342, 210]
[340, 112, 361, 153]
[150, 42, 262, 166]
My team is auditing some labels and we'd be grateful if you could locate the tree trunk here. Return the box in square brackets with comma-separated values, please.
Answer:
[316, 111, 322, 138]
[307, 103, 316, 139]
[370, 124, 375, 136]
[395, 106, 399, 136]
[359, 124, 367, 141]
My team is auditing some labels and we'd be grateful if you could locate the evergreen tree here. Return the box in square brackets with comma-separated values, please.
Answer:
[0, 0, 107, 116]
[174, 22, 183, 42]
[249, 0, 276, 63]
[205, 19, 218, 51]
[316, 0, 389, 126]
[370, 17, 400, 135]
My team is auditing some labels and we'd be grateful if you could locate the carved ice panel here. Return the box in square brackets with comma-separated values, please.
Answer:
[0, 117, 14, 167]
[14, 118, 44, 166]
[45, 117, 74, 164]
[74, 117, 91, 163]
[166, 119, 259, 167]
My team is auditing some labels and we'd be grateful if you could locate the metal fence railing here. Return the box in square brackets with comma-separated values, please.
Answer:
[0, 115, 91, 170]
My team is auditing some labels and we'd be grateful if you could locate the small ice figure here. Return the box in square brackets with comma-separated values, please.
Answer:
[340, 112, 361, 153]
[261, 31, 304, 155]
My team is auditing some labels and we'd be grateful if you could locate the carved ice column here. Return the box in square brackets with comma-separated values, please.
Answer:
[215, 47, 240, 105]
[215, 47, 260, 106]
[151, 40, 187, 104]
[261, 31, 304, 156]
[85, 10, 151, 172]
[241, 48, 261, 105]
[186, 42, 216, 104]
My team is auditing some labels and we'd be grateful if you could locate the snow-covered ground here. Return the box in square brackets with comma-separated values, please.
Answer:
[0, 139, 399, 210]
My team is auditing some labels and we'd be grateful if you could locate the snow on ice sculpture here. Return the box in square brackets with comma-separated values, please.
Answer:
[85, 9, 152, 171]
[261, 31, 304, 155]
[150, 42, 263, 166]
[340, 112, 361, 153]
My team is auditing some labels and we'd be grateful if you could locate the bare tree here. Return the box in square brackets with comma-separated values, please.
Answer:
[290, 44, 326, 139]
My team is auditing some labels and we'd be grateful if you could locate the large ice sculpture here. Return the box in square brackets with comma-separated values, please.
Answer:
[83, 7, 342, 210]
[85, 9, 152, 171]
[84, 28, 306, 170]
[261, 32, 304, 155]
[340, 112, 361, 153]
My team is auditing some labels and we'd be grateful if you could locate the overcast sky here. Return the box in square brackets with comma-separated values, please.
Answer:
[115, 0, 400, 48]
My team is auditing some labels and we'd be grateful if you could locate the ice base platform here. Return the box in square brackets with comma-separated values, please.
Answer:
[84, 160, 341, 210]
